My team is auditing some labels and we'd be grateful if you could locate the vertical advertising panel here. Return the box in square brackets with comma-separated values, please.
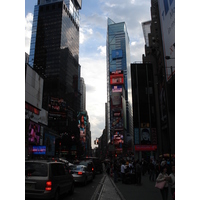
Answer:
[140, 128, 151, 145]
[77, 112, 87, 146]
[28, 121, 40, 146]
[158, 0, 175, 81]
[44, 133, 55, 156]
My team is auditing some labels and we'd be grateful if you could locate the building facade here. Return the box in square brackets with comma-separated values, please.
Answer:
[142, 0, 175, 158]
[27, 0, 84, 159]
[131, 63, 158, 161]
[106, 18, 131, 155]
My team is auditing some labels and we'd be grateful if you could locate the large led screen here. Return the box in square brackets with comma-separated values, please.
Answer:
[44, 133, 55, 156]
[28, 121, 40, 145]
[77, 112, 87, 145]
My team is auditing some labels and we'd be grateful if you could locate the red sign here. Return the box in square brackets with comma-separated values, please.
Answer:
[134, 145, 157, 151]
[110, 74, 124, 85]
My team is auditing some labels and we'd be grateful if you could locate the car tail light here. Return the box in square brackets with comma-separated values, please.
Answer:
[92, 168, 94, 171]
[77, 171, 83, 175]
[45, 181, 52, 191]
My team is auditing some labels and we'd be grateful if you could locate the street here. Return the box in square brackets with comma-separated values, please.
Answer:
[62, 173, 104, 200]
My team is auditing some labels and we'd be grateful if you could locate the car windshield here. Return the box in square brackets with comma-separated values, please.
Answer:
[25, 162, 47, 176]
[70, 165, 85, 171]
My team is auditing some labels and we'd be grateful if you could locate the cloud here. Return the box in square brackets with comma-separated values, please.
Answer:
[97, 45, 106, 56]
[25, 13, 33, 54]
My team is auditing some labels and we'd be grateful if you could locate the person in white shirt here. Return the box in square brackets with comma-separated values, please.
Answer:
[121, 160, 126, 183]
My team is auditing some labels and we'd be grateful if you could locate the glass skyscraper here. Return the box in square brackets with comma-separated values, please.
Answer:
[106, 18, 132, 154]
[28, 0, 82, 134]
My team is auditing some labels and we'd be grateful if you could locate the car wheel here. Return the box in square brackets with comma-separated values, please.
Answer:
[69, 182, 74, 195]
[54, 189, 60, 200]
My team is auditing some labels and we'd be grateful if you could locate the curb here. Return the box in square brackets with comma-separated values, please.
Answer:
[108, 176, 126, 200]
[90, 175, 106, 200]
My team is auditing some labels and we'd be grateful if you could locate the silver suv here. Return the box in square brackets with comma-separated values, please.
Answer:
[25, 160, 74, 200]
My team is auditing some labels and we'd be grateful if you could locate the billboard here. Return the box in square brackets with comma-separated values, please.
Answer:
[32, 146, 46, 155]
[111, 92, 121, 106]
[44, 133, 55, 156]
[158, 0, 175, 81]
[48, 97, 67, 118]
[110, 74, 124, 85]
[28, 121, 40, 145]
[112, 49, 123, 60]
[134, 128, 140, 145]
[77, 112, 87, 145]
[140, 128, 151, 145]
[25, 65, 44, 110]
[112, 85, 122, 93]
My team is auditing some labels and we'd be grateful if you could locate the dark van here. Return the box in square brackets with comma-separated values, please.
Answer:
[25, 160, 74, 200]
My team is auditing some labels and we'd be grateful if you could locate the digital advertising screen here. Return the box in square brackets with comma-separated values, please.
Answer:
[28, 121, 40, 145]
[77, 112, 87, 145]
[32, 146, 46, 155]
[44, 133, 55, 156]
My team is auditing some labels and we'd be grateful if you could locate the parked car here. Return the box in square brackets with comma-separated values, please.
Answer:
[69, 164, 93, 185]
[83, 157, 103, 174]
[25, 160, 74, 200]
[78, 160, 95, 178]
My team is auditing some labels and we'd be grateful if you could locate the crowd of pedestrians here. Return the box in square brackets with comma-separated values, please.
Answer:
[104, 156, 175, 200]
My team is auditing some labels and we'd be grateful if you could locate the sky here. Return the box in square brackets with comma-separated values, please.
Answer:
[25, 0, 151, 149]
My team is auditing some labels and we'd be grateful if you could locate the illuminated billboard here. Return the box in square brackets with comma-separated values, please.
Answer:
[48, 97, 67, 118]
[32, 146, 46, 155]
[110, 74, 124, 85]
[77, 112, 87, 145]
[140, 128, 151, 145]
[158, 0, 175, 81]
[112, 85, 122, 93]
[28, 121, 40, 145]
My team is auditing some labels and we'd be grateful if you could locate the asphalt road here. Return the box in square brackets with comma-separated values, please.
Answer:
[62, 173, 104, 200]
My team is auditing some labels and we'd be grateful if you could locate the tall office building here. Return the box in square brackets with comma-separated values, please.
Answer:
[106, 18, 131, 155]
[28, 0, 82, 135]
[80, 77, 86, 112]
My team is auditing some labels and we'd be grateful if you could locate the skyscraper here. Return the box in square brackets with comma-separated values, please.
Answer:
[106, 18, 131, 155]
[80, 77, 86, 112]
[28, 0, 82, 135]
[29, 0, 82, 112]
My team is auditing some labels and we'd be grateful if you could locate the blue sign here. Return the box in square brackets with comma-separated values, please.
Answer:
[112, 49, 123, 60]
[134, 128, 140, 145]
[32, 146, 46, 155]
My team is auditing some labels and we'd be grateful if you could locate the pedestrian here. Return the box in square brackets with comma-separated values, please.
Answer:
[149, 159, 155, 181]
[106, 162, 110, 176]
[135, 160, 142, 185]
[156, 165, 171, 200]
[121, 160, 126, 183]
[114, 160, 118, 182]
[169, 165, 175, 200]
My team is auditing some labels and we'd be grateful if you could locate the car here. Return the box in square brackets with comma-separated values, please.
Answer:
[83, 157, 103, 174]
[78, 160, 96, 178]
[69, 164, 93, 185]
[25, 160, 74, 200]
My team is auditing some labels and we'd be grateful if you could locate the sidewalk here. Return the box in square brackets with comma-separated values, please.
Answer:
[98, 175, 124, 200]
[96, 173, 172, 200]
[112, 174, 173, 200]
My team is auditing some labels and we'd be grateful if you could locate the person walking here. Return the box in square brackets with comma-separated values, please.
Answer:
[121, 160, 126, 183]
[156, 165, 171, 200]
[135, 160, 142, 185]
[114, 159, 118, 183]
[169, 165, 175, 200]
[149, 159, 155, 181]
